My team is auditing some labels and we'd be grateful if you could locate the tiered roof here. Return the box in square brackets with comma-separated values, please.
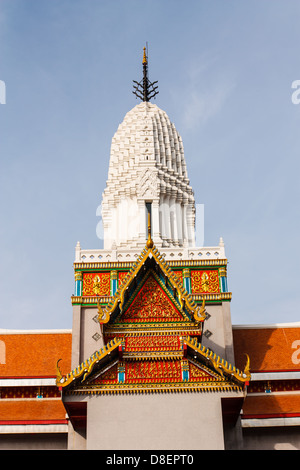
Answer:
[57, 238, 250, 397]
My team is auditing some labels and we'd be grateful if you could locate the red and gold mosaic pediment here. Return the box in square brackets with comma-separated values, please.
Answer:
[124, 335, 181, 352]
[120, 274, 184, 323]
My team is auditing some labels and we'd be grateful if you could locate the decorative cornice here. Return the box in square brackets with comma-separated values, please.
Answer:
[104, 330, 201, 337]
[65, 381, 244, 396]
[123, 351, 184, 361]
[73, 259, 228, 270]
[71, 296, 111, 305]
[104, 325, 202, 335]
[71, 292, 232, 306]
[192, 292, 232, 302]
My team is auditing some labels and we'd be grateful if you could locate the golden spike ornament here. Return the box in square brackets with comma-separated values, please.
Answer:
[142, 46, 147, 64]
[132, 45, 158, 102]
[146, 212, 153, 249]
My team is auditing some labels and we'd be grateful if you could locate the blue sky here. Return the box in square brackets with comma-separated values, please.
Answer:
[0, 0, 300, 329]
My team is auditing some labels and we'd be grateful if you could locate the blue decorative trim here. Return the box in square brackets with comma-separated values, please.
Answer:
[184, 277, 191, 294]
[221, 277, 228, 293]
[111, 278, 118, 296]
[75, 280, 82, 296]
[182, 369, 189, 382]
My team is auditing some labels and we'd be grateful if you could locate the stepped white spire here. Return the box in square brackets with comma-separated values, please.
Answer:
[101, 101, 196, 250]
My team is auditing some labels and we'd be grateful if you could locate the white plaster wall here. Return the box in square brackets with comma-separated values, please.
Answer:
[86, 393, 225, 450]
[202, 303, 235, 365]
[80, 307, 104, 363]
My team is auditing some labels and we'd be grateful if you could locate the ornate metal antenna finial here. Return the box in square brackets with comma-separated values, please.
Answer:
[133, 45, 159, 102]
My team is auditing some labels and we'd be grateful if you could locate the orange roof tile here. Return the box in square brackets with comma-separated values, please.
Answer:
[0, 332, 72, 378]
[0, 399, 67, 423]
[233, 326, 300, 372]
[243, 394, 300, 418]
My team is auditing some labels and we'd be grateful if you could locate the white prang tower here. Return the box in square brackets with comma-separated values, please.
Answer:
[101, 47, 195, 251]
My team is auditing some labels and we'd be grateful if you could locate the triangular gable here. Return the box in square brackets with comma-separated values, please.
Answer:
[97, 239, 206, 326]
[58, 233, 250, 397]
[114, 269, 191, 325]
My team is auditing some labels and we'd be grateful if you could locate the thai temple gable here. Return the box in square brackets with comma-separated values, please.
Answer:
[95, 234, 207, 328]
[60, 235, 251, 394]
[60, 218, 249, 449]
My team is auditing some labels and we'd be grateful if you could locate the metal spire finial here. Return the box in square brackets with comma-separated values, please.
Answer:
[133, 45, 159, 102]
[142, 46, 147, 65]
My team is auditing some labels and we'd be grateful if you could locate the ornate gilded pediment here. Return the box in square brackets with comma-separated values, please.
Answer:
[58, 233, 250, 398]
[96, 238, 207, 328]
[114, 270, 191, 325]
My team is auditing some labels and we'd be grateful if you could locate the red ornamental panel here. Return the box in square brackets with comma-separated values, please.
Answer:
[189, 363, 217, 382]
[172, 270, 183, 286]
[82, 272, 110, 296]
[125, 336, 180, 352]
[191, 270, 220, 294]
[94, 364, 118, 384]
[125, 360, 181, 383]
[122, 275, 183, 323]
[118, 271, 129, 286]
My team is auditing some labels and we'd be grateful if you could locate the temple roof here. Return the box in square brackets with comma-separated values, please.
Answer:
[0, 331, 71, 378]
[233, 325, 300, 372]
[57, 237, 250, 395]
[56, 334, 250, 393]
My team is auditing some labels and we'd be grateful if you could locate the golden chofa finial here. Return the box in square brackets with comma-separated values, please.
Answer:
[143, 46, 147, 64]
